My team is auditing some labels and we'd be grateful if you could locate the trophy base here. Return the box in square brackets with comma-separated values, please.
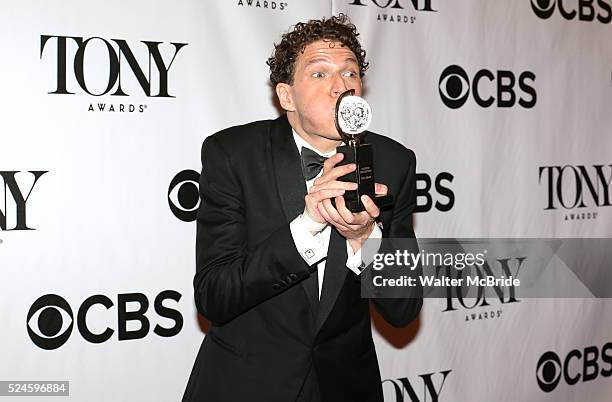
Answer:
[336, 143, 394, 213]
[341, 194, 395, 213]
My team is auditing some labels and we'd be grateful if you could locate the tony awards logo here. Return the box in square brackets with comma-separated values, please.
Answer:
[334, 90, 393, 212]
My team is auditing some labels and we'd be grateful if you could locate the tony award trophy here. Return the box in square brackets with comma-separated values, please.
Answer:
[334, 89, 393, 213]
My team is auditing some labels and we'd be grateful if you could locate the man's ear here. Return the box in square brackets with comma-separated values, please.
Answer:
[276, 83, 296, 112]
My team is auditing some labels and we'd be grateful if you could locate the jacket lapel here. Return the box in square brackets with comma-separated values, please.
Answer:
[270, 115, 306, 221]
[269, 115, 319, 318]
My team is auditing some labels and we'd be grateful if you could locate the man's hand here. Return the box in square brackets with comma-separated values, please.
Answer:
[319, 182, 387, 252]
[304, 153, 358, 225]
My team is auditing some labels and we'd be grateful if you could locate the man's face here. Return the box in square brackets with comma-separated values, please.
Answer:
[278, 40, 363, 141]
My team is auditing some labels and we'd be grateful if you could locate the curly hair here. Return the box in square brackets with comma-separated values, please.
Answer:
[267, 14, 369, 86]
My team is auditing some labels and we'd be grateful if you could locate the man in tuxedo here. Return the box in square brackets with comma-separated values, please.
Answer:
[183, 14, 422, 402]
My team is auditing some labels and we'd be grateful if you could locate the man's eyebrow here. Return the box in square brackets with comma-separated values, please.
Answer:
[304, 57, 331, 67]
[304, 57, 359, 68]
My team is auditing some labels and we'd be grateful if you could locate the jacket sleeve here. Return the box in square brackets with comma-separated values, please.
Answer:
[193, 135, 311, 325]
[370, 148, 423, 328]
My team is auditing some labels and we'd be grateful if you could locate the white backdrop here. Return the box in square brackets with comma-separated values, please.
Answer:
[1, 0, 611, 401]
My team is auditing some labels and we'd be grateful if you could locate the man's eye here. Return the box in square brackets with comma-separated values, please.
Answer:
[312, 72, 324, 78]
[343, 71, 358, 78]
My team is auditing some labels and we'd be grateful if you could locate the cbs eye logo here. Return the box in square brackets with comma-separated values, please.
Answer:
[531, 0, 556, 18]
[168, 169, 200, 222]
[438, 65, 470, 109]
[536, 351, 562, 392]
[27, 294, 73, 350]
[438, 65, 537, 109]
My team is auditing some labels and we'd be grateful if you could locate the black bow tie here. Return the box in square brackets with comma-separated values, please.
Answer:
[300, 147, 328, 180]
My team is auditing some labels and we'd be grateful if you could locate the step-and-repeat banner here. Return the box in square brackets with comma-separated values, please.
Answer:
[1, 1, 610, 401]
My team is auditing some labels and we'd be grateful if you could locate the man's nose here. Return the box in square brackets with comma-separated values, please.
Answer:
[331, 75, 349, 97]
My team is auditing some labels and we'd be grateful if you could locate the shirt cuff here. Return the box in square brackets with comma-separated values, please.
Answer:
[289, 213, 328, 268]
[345, 223, 383, 275]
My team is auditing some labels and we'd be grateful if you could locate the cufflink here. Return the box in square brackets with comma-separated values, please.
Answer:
[305, 249, 315, 259]
[358, 262, 367, 273]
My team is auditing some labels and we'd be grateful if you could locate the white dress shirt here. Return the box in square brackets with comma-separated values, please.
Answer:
[288, 130, 382, 299]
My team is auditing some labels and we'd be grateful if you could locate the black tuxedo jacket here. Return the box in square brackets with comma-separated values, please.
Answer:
[183, 115, 422, 402]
